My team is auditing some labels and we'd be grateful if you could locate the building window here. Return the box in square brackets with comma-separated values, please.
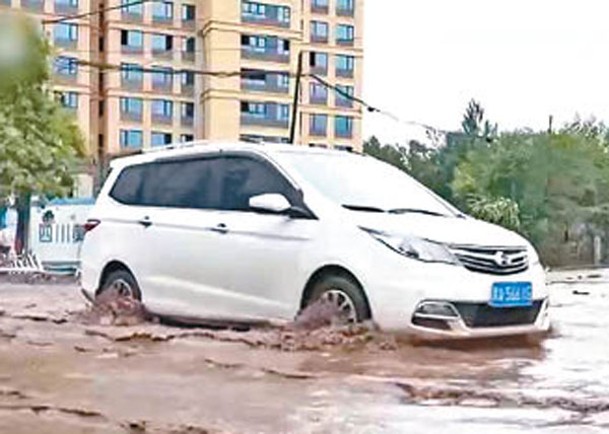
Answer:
[310, 82, 327, 102]
[242, 1, 266, 17]
[277, 6, 290, 23]
[56, 91, 78, 109]
[277, 104, 289, 121]
[336, 54, 355, 73]
[53, 23, 78, 42]
[241, 102, 266, 117]
[152, 99, 173, 118]
[181, 71, 195, 86]
[336, 24, 354, 44]
[120, 0, 141, 15]
[153, 1, 173, 20]
[151, 132, 173, 147]
[181, 4, 195, 21]
[180, 134, 194, 142]
[312, 0, 328, 7]
[181, 102, 194, 118]
[184, 37, 195, 53]
[53, 56, 78, 76]
[120, 130, 143, 149]
[278, 73, 289, 89]
[309, 52, 328, 70]
[310, 114, 327, 136]
[121, 30, 144, 49]
[151, 66, 173, 86]
[311, 21, 329, 39]
[120, 97, 143, 115]
[152, 34, 173, 51]
[335, 84, 354, 107]
[337, 0, 354, 13]
[335, 115, 353, 138]
[121, 63, 144, 82]
[242, 35, 267, 53]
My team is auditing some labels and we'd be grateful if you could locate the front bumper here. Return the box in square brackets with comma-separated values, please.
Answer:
[363, 258, 550, 339]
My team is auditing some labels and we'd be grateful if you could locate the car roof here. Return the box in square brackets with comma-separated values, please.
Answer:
[109, 140, 363, 170]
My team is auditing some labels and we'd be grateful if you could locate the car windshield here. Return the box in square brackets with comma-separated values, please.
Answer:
[280, 152, 458, 217]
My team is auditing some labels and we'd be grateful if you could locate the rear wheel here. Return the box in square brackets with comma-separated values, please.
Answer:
[307, 274, 371, 324]
[99, 269, 141, 300]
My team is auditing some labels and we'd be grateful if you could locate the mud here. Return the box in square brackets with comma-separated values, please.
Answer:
[1, 272, 609, 432]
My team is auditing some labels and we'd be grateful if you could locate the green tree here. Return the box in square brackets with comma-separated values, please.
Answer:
[363, 136, 407, 170]
[0, 17, 85, 251]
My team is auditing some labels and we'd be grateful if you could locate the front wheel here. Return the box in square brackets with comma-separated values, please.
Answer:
[99, 269, 141, 301]
[307, 274, 371, 324]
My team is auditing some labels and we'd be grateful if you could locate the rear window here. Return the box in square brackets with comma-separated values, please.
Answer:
[109, 158, 221, 209]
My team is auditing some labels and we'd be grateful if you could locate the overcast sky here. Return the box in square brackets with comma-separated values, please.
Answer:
[363, 0, 609, 144]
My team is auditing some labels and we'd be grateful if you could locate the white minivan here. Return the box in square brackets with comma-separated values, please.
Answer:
[80, 142, 550, 339]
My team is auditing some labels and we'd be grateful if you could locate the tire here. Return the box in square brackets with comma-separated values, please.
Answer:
[307, 273, 371, 323]
[99, 269, 141, 301]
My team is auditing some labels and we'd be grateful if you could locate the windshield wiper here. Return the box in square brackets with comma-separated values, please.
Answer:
[342, 205, 385, 213]
[387, 208, 449, 217]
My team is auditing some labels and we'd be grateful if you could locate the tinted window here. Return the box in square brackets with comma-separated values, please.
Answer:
[140, 158, 220, 209]
[109, 164, 146, 205]
[219, 156, 296, 211]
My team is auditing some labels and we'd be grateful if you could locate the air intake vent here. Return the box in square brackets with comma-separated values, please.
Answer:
[450, 245, 528, 275]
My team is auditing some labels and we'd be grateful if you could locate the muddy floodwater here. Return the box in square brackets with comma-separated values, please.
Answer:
[1, 271, 609, 433]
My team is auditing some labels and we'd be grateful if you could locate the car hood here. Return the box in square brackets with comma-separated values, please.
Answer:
[351, 212, 529, 247]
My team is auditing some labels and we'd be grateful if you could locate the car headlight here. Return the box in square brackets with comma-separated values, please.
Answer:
[361, 228, 462, 266]
[527, 243, 541, 266]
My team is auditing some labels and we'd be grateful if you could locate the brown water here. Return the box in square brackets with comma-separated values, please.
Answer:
[0, 273, 608, 433]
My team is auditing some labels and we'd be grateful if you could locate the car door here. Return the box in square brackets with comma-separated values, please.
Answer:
[131, 155, 246, 319]
[201, 154, 319, 322]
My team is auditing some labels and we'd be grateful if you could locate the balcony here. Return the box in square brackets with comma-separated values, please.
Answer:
[309, 65, 328, 77]
[182, 51, 195, 63]
[181, 83, 194, 96]
[152, 15, 174, 26]
[181, 18, 195, 30]
[336, 68, 354, 79]
[335, 128, 353, 139]
[310, 34, 328, 44]
[241, 75, 289, 94]
[310, 93, 327, 106]
[54, 38, 77, 49]
[337, 38, 355, 47]
[311, 4, 328, 14]
[336, 97, 353, 109]
[53, 71, 77, 85]
[121, 44, 143, 55]
[336, 6, 355, 17]
[152, 48, 173, 60]
[241, 114, 289, 128]
[121, 77, 143, 91]
[242, 12, 290, 28]
[242, 47, 290, 64]
[152, 113, 173, 125]
[120, 111, 143, 123]
[54, 1, 78, 14]
[22, 0, 43, 12]
[181, 115, 194, 127]
[121, 10, 143, 23]
[152, 80, 173, 93]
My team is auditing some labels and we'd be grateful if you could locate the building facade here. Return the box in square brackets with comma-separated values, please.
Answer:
[1, 0, 364, 191]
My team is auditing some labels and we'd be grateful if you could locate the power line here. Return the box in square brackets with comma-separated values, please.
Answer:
[42, 0, 153, 25]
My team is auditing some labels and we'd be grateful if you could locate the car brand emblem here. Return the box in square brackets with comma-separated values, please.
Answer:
[494, 251, 513, 267]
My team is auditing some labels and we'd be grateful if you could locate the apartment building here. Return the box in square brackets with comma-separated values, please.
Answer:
[1, 0, 364, 192]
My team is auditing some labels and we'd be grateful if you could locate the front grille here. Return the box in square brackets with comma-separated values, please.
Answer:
[450, 245, 529, 275]
[453, 301, 543, 328]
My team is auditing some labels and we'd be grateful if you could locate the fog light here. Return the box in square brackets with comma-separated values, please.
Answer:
[414, 301, 459, 318]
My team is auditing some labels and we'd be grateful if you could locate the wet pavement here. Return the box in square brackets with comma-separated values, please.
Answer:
[0, 271, 609, 433]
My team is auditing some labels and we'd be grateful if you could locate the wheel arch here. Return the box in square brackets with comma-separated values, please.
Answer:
[300, 264, 373, 318]
[97, 260, 136, 295]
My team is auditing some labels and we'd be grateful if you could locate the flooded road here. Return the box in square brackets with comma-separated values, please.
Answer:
[0, 271, 608, 433]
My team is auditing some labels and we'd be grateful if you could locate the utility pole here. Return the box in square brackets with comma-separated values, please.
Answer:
[548, 115, 554, 134]
[289, 51, 303, 144]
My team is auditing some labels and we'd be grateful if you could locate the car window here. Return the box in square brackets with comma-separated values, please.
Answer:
[139, 158, 221, 209]
[218, 156, 297, 212]
[109, 164, 146, 205]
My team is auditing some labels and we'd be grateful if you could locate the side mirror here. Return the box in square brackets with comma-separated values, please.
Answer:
[249, 193, 291, 214]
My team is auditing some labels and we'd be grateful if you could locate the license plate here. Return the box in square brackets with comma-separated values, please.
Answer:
[490, 282, 532, 308]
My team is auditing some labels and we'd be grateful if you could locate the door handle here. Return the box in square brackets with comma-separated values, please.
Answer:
[138, 217, 152, 228]
[210, 223, 228, 234]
